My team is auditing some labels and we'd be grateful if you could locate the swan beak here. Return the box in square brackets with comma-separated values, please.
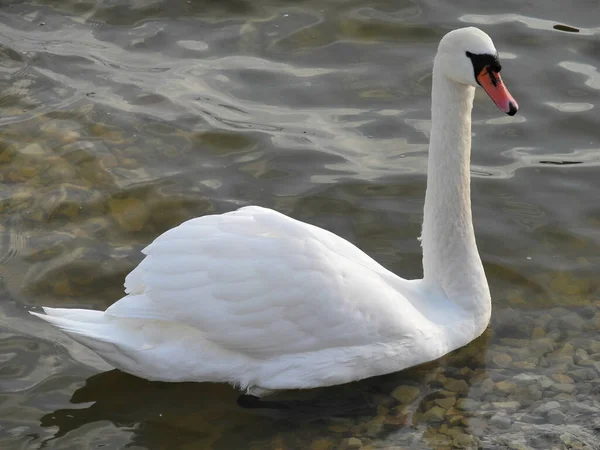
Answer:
[477, 67, 518, 116]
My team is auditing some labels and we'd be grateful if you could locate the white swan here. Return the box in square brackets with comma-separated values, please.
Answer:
[30, 27, 518, 397]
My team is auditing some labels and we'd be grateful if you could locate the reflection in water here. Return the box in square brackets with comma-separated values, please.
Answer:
[37, 344, 489, 449]
[41, 371, 378, 448]
[1, 0, 600, 449]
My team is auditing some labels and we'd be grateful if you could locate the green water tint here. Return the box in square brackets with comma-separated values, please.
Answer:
[2, 0, 600, 448]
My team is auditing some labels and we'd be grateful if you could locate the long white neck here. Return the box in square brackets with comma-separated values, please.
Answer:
[420, 62, 491, 319]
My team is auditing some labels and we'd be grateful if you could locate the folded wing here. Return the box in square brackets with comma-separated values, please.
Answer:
[106, 206, 420, 358]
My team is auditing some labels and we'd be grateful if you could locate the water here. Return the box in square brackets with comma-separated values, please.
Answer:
[1, 0, 599, 448]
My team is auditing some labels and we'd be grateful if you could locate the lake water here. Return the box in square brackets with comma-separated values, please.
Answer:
[1, 1, 600, 449]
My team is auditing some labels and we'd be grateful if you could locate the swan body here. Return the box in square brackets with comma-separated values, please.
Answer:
[30, 27, 518, 396]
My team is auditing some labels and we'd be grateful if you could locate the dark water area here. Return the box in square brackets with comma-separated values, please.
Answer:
[1, 0, 600, 448]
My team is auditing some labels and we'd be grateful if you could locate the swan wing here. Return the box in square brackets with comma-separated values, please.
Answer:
[107, 206, 424, 357]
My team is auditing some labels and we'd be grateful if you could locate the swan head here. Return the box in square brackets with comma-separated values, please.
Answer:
[436, 27, 518, 116]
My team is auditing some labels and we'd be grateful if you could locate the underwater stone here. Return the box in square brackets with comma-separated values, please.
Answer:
[492, 353, 512, 368]
[109, 197, 149, 232]
[390, 385, 420, 404]
[530, 338, 556, 356]
[311, 438, 335, 450]
[456, 398, 479, 410]
[559, 312, 586, 330]
[531, 327, 546, 339]
[537, 376, 554, 389]
[20, 143, 47, 157]
[574, 348, 589, 364]
[513, 374, 538, 385]
[444, 379, 469, 394]
[533, 400, 560, 415]
[570, 368, 597, 381]
[480, 378, 495, 394]
[423, 405, 446, 421]
[434, 396, 456, 409]
[491, 401, 520, 412]
[551, 374, 573, 384]
[547, 409, 566, 425]
[490, 413, 511, 429]
[571, 402, 597, 414]
[552, 383, 575, 394]
[520, 413, 545, 424]
[341, 437, 362, 449]
[495, 380, 517, 394]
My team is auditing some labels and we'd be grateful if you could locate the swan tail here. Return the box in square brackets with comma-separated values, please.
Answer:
[29, 308, 120, 359]
[35, 307, 107, 323]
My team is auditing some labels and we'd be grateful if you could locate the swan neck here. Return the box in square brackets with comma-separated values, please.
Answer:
[421, 67, 490, 317]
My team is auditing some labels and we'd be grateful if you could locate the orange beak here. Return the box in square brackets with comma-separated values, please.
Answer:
[477, 67, 518, 116]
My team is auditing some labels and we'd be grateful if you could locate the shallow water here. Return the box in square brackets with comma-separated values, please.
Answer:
[1, 0, 600, 449]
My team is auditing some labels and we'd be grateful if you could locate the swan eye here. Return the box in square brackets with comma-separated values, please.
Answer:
[486, 67, 499, 87]
[466, 51, 502, 79]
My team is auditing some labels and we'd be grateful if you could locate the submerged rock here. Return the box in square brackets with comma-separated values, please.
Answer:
[492, 353, 512, 368]
[533, 401, 560, 415]
[571, 402, 598, 414]
[109, 197, 149, 232]
[496, 380, 517, 394]
[559, 312, 586, 330]
[492, 401, 521, 412]
[531, 326, 546, 339]
[390, 385, 420, 404]
[480, 378, 495, 394]
[341, 437, 362, 449]
[520, 413, 546, 424]
[434, 396, 456, 410]
[444, 379, 469, 394]
[547, 409, 566, 425]
[551, 374, 574, 384]
[423, 406, 446, 421]
[490, 413, 511, 429]
[514, 385, 542, 407]
[513, 373, 538, 386]
[552, 383, 575, 394]
[456, 398, 479, 411]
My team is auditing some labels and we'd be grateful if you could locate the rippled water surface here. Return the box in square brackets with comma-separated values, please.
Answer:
[1, 1, 600, 449]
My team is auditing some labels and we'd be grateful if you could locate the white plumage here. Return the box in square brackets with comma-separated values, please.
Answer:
[30, 27, 518, 396]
